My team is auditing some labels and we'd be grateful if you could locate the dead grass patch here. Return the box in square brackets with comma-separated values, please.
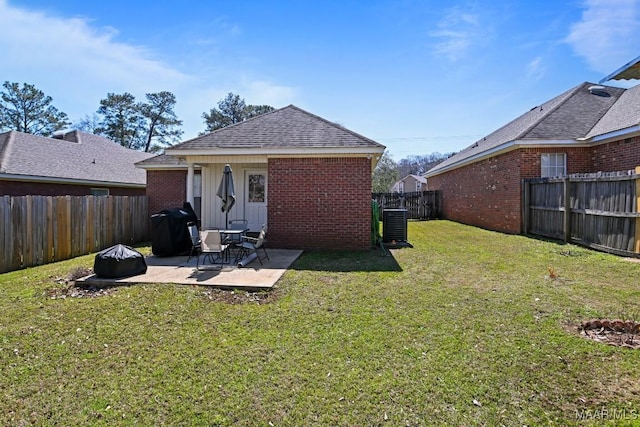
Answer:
[565, 319, 640, 349]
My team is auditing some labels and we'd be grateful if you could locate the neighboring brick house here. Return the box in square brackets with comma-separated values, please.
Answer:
[0, 130, 152, 196]
[391, 174, 427, 193]
[425, 81, 640, 234]
[136, 105, 385, 250]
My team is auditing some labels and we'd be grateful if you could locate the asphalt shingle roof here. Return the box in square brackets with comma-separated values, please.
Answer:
[427, 82, 631, 175]
[586, 83, 640, 139]
[0, 130, 153, 185]
[135, 153, 186, 167]
[169, 104, 385, 151]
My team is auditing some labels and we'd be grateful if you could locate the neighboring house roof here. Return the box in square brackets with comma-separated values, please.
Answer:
[408, 174, 428, 184]
[0, 130, 153, 187]
[164, 104, 385, 156]
[600, 55, 640, 82]
[390, 174, 427, 192]
[426, 82, 636, 177]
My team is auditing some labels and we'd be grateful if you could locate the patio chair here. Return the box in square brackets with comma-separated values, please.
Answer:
[236, 224, 269, 266]
[197, 229, 229, 270]
[186, 222, 200, 264]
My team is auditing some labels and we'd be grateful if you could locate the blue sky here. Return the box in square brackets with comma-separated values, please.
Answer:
[1, 0, 639, 159]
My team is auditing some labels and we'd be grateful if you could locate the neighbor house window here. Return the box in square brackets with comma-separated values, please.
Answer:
[90, 188, 109, 196]
[398, 182, 404, 193]
[541, 153, 566, 177]
[416, 181, 422, 191]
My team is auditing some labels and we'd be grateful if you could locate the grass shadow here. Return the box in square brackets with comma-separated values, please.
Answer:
[288, 247, 403, 272]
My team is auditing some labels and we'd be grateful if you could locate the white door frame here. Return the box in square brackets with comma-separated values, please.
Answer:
[243, 169, 268, 232]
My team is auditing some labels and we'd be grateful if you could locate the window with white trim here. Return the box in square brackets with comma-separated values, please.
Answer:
[541, 153, 566, 177]
[398, 182, 404, 193]
[415, 181, 422, 191]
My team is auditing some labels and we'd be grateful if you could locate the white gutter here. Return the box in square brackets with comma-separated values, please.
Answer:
[135, 163, 201, 170]
[165, 146, 386, 157]
[582, 125, 640, 143]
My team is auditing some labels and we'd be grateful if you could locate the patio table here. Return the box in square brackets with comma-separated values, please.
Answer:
[220, 228, 249, 242]
[221, 228, 250, 263]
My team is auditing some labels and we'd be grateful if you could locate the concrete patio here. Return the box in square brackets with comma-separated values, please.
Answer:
[76, 249, 303, 291]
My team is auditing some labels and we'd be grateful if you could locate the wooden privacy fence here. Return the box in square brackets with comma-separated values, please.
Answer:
[523, 169, 640, 257]
[0, 195, 149, 273]
[372, 191, 441, 220]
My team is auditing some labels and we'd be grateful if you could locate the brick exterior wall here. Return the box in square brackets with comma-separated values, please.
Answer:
[0, 180, 145, 197]
[591, 136, 640, 172]
[428, 144, 621, 234]
[427, 150, 524, 233]
[146, 170, 187, 215]
[268, 157, 372, 250]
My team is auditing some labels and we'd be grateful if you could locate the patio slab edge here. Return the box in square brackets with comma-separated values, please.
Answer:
[75, 249, 303, 291]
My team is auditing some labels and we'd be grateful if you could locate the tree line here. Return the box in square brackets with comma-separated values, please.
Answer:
[0, 80, 451, 186]
[0, 81, 273, 152]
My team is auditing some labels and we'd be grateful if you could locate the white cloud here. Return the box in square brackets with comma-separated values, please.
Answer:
[565, 0, 640, 73]
[0, 1, 191, 120]
[526, 56, 546, 81]
[429, 5, 483, 61]
[0, 0, 297, 139]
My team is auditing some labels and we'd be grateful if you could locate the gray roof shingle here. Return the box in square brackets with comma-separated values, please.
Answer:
[0, 130, 153, 186]
[135, 153, 186, 167]
[427, 82, 631, 175]
[585, 83, 640, 139]
[168, 104, 385, 151]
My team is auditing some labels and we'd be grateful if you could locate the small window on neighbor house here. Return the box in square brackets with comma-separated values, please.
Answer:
[399, 182, 404, 193]
[416, 181, 422, 191]
[90, 188, 109, 196]
[541, 153, 566, 177]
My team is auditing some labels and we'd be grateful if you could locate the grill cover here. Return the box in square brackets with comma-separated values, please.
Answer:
[150, 207, 197, 257]
[94, 244, 147, 278]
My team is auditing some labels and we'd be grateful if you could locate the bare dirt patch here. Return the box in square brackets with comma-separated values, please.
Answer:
[573, 319, 640, 349]
[47, 267, 118, 299]
[201, 288, 280, 304]
[47, 283, 116, 299]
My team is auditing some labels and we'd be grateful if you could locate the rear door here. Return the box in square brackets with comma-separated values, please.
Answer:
[244, 170, 267, 231]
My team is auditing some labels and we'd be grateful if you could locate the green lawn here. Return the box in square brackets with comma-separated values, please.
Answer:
[2, 220, 640, 426]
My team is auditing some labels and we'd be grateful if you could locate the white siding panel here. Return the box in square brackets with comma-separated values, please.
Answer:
[200, 163, 264, 229]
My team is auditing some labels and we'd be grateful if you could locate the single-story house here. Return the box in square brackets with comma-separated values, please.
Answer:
[136, 105, 386, 250]
[425, 81, 640, 234]
[391, 174, 427, 193]
[0, 130, 153, 196]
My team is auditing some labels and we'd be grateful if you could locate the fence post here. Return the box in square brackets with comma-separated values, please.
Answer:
[522, 179, 530, 234]
[635, 167, 640, 254]
[563, 177, 571, 243]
